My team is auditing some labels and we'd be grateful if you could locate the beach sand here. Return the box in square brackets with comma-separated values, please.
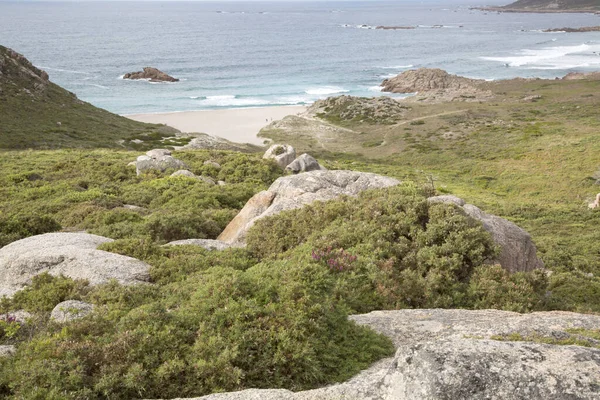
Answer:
[125, 105, 307, 145]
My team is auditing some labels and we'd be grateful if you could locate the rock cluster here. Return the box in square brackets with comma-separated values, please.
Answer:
[263, 144, 326, 173]
[0, 45, 50, 97]
[0, 232, 151, 297]
[123, 67, 179, 82]
[429, 195, 544, 272]
[134, 149, 188, 176]
[158, 309, 600, 400]
[308, 95, 410, 124]
[218, 170, 401, 245]
[381, 68, 492, 102]
[263, 144, 297, 169]
[544, 26, 600, 32]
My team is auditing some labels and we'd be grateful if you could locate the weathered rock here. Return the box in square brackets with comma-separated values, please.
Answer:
[0, 345, 16, 358]
[0, 232, 151, 297]
[285, 154, 326, 174]
[170, 170, 216, 184]
[203, 160, 221, 170]
[0, 310, 31, 324]
[159, 309, 600, 400]
[50, 300, 94, 323]
[428, 195, 544, 272]
[122, 204, 147, 212]
[146, 149, 171, 158]
[164, 239, 232, 251]
[218, 170, 400, 245]
[381, 68, 492, 102]
[263, 144, 296, 169]
[0, 46, 49, 97]
[123, 67, 179, 83]
[589, 193, 600, 209]
[135, 149, 188, 176]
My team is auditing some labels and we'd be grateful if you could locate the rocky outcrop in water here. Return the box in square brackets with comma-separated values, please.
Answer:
[544, 25, 600, 32]
[0, 232, 150, 297]
[217, 170, 401, 245]
[381, 68, 493, 103]
[156, 309, 600, 400]
[428, 195, 544, 273]
[123, 67, 179, 82]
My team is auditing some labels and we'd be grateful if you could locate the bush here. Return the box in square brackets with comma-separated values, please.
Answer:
[247, 186, 503, 312]
[0, 214, 61, 247]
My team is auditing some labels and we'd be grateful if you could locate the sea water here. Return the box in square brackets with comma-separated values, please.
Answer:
[1, 0, 600, 114]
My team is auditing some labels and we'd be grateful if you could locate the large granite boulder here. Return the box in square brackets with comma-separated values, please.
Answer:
[0, 232, 151, 297]
[218, 170, 400, 245]
[285, 153, 326, 174]
[428, 195, 544, 273]
[161, 309, 600, 400]
[263, 144, 296, 169]
[123, 67, 179, 83]
[135, 149, 188, 176]
[50, 300, 94, 323]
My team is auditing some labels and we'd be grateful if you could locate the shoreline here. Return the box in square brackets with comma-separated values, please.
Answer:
[471, 7, 600, 14]
[125, 105, 307, 146]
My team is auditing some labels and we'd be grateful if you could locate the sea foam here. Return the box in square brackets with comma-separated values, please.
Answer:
[482, 43, 600, 69]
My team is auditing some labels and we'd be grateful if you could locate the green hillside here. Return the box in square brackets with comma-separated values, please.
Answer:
[502, 0, 600, 11]
[0, 45, 183, 150]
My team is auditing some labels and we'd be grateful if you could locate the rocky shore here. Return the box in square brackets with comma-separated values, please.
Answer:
[473, 0, 600, 14]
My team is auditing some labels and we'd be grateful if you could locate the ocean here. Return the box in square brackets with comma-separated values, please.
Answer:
[1, 0, 600, 114]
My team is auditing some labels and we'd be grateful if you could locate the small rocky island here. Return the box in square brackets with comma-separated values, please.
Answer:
[543, 26, 600, 32]
[123, 67, 179, 82]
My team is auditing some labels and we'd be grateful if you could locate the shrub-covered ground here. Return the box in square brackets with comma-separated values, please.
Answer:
[0, 147, 561, 399]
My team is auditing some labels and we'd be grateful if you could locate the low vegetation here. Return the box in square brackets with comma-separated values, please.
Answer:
[1, 60, 599, 398]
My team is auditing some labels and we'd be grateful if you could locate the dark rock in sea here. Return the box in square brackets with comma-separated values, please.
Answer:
[123, 67, 179, 83]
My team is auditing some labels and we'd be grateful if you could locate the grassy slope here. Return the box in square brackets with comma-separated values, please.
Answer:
[503, 0, 600, 10]
[260, 78, 600, 280]
[0, 45, 184, 150]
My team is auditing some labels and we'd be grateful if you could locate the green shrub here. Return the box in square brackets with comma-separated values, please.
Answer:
[10, 273, 89, 313]
[0, 214, 61, 247]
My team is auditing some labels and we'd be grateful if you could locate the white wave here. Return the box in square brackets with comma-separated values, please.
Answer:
[379, 73, 398, 79]
[481, 43, 600, 69]
[305, 86, 349, 95]
[378, 65, 413, 69]
[368, 86, 383, 92]
[37, 66, 90, 75]
[88, 83, 109, 90]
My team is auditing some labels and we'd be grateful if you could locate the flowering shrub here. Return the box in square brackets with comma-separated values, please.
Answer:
[311, 247, 357, 272]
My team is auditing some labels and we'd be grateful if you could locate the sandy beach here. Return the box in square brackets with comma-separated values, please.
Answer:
[125, 105, 307, 145]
